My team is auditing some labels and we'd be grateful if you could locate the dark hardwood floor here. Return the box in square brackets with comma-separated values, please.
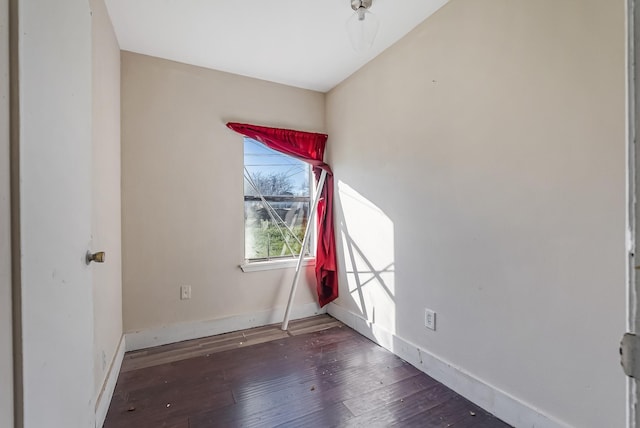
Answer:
[104, 315, 511, 428]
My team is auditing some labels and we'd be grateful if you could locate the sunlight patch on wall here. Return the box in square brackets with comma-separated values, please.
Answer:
[337, 180, 395, 335]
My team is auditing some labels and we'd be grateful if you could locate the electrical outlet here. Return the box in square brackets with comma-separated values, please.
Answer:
[180, 285, 191, 300]
[424, 309, 436, 330]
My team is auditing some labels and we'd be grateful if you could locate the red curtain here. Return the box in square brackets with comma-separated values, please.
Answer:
[227, 122, 338, 307]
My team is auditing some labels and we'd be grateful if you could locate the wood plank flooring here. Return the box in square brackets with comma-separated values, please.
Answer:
[104, 315, 511, 428]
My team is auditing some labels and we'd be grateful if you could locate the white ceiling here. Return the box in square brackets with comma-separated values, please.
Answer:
[104, 0, 448, 93]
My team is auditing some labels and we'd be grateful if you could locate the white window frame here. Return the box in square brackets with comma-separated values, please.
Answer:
[240, 140, 317, 272]
[240, 257, 316, 273]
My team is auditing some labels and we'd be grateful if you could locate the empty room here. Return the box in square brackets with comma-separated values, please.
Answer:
[2, 0, 636, 427]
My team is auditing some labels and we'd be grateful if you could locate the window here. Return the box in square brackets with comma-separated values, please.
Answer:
[243, 137, 312, 262]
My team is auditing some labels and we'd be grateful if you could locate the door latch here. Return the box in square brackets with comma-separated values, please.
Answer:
[621, 333, 640, 378]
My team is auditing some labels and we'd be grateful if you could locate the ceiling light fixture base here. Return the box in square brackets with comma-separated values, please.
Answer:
[346, 0, 379, 52]
[351, 0, 373, 11]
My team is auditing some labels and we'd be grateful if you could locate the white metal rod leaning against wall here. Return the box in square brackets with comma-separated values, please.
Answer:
[281, 169, 328, 330]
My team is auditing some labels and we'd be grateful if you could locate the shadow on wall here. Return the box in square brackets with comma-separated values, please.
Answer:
[335, 180, 396, 344]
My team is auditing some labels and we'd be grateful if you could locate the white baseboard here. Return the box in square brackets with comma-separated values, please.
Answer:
[327, 303, 570, 428]
[95, 335, 125, 428]
[125, 302, 326, 352]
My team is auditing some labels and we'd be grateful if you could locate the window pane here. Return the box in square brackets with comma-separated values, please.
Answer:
[244, 200, 309, 259]
[244, 138, 309, 197]
[244, 138, 311, 261]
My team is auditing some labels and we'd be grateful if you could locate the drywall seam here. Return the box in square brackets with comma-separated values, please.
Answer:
[94, 335, 124, 428]
[628, 0, 640, 426]
[125, 302, 326, 351]
[0, 0, 13, 426]
[327, 303, 572, 428]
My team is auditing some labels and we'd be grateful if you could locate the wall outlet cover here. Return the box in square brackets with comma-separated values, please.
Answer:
[180, 285, 191, 300]
[425, 309, 436, 330]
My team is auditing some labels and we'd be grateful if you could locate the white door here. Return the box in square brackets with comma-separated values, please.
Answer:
[17, 0, 95, 427]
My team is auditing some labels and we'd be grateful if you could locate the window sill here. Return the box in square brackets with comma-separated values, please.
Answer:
[240, 257, 316, 273]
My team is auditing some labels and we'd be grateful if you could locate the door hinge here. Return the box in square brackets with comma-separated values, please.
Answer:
[621, 333, 640, 378]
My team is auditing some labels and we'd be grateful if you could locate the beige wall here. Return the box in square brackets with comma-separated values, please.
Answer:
[90, 0, 122, 399]
[121, 52, 325, 332]
[0, 0, 13, 425]
[326, 1, 627, 427]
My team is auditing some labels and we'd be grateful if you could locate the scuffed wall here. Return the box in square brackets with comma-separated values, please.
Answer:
[90, 0, 123, 400]
[326, 0, 627, 426]
[121, 52, 325, 333]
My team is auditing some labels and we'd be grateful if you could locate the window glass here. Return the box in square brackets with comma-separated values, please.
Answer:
[243, 137, 311, 261]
